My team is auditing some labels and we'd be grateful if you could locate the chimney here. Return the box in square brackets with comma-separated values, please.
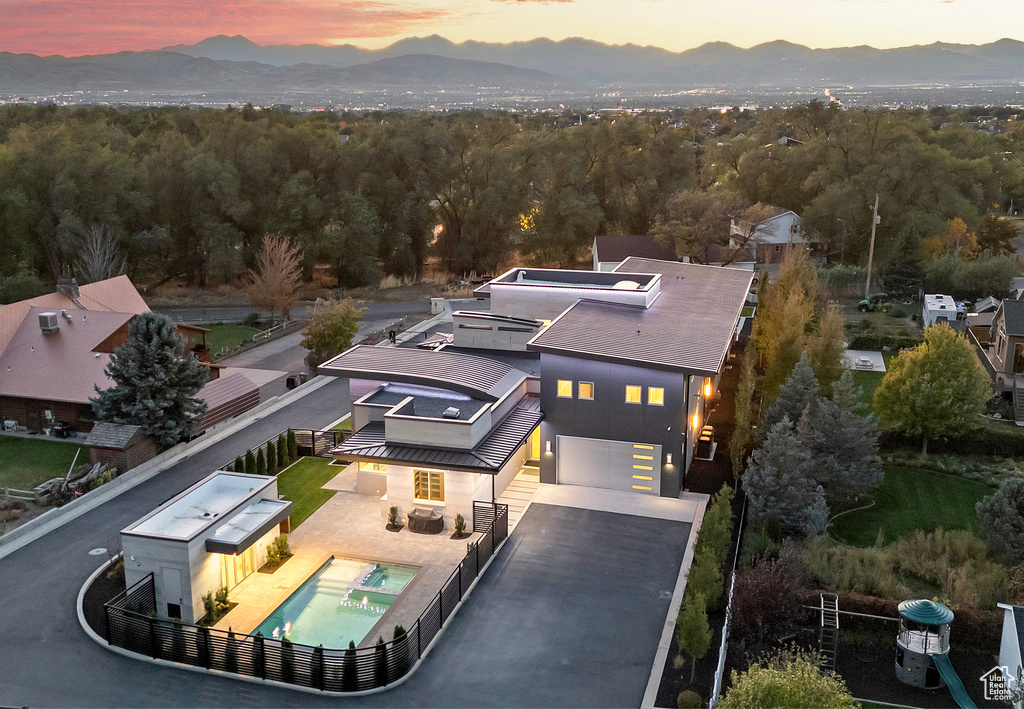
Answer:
[57, 276, 79, 301]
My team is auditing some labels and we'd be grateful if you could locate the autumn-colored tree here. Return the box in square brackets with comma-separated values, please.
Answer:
[246, 234, 303, 322]
[922, 217, 980, 261]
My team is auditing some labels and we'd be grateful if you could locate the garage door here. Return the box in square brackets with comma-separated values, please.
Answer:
[556, 436, 662, 495]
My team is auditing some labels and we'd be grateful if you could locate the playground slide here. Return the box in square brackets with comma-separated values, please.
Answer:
[932, 653, 978, 709]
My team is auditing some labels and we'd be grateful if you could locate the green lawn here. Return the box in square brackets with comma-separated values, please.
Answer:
[831, 465, 995, 546]
[741, 305, 755, 317]
[276, 457, 339, 529]
[850, 351, 893, 413]
[0, 436, 87, 490]
[331, 417, 353, 432]
[204, 324, 260, 356]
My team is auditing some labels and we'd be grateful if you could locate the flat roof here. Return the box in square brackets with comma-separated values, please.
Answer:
[363, 383, 489, 421]
[125, 472, 275, 540]
[527, 259, 753, 376]
[206, 499, 292, 555]
[318, 345, 527, 401]
[490, 267, 659, 291]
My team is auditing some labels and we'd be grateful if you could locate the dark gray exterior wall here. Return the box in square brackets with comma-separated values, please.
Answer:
[537, 353, 690, 498]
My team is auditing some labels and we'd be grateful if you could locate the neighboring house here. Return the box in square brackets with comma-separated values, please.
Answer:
[728, 207, 824, 265]
[923, 294, 959, 327]
[998, 603, 1024, 704]
[121, 471, 291, 623]
[970, 299, 1024, 419]
[0, 275, 252, 435]
[320, 346, 542, 530]
[592, 235, 679, 272]
[977, 296, 1002, 314]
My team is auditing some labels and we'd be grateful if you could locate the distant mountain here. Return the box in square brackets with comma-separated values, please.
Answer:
[0, 50, 574, 93]
[161, 35, 1024, 87]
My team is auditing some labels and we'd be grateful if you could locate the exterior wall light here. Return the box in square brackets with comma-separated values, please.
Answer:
[666, 453, 673, 465]
[545, 440, 552, 454]
[691, 411, 700, 430]
[703, 378, 713, 398]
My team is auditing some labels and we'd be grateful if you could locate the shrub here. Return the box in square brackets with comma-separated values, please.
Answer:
[266, 440, 277, 475]
[276, 433, 288, 467]
[280, 637, 295, 683]
[215, 586, 229, 611]
[244, 450, 256, 475]
[343, 640, 357, 691]
[233, 455, 244, 472]
[202, 591, 216, 621]
[88, 468, 118, 490]
[677, 690, 702, 709]
[388, 505, 398, 527]
[256, 448, 267, 476]
[731, 544, 808, 658]
[197, 625, 210, 667]
[375, 636, 387, 686]
[266, 534, 291, 567]
[675, 592, 712, 683]
[977, 479, 1024, 564]
[393, 624, 406, 640]
[847, 333, 920, 351]
[718, 649, 857, 709]
[242, 312, 261, 328]
[454, 513, 466, 537]
[695, 484, 734, 567]
[287, 428, 298, 460]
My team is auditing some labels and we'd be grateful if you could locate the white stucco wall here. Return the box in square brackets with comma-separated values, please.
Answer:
[383, 464, 490, 530]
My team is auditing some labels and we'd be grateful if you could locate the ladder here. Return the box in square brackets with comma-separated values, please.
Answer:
[819, 592, 839, 672]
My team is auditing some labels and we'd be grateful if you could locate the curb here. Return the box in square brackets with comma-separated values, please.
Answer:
[76, 532, 512, 696]
[640, 494, 710, 709]
[0, 376, 335, 562]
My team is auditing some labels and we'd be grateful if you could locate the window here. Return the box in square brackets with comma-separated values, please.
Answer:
[557, 380, 573, 398]
[579, 381, 594, 400]
[774, 244, 781, 252]
[648, 387, 664, 406]
[458, 323, 492, 330]
[414, 470, 444, 502]
[625, 385, 642, 403]
[359, 462, 388, 473]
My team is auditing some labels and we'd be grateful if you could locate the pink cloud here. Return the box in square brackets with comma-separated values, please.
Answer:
[2, 0, 456, 56]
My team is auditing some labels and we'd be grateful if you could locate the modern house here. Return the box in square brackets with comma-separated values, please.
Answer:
[121, 471, 292, 623]
[319, 346, 542, 530]
[0, 275, 256, 435]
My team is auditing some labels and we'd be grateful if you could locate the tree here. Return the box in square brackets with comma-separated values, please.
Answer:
[874, 323, 992, 454]
[977, 478, 1024, 563]
[266, 440, 277, 475]
[78, 222, 127, 284]
[256, 448, 267, 476]
[804, 305, 846, 394]
[730, 544, 809, 659]
[91, 312, 208, 448]
[695, 484, 735, 566]
[976, 213, 1018, 256]
[244, 449, 256, 475]
[276, 432, 288, 467]
[651, 188, 747, 264]
[686, 547, 724, 610]
[301, 298, 363, 371]
[765, 353, 819, 432]
[245, 234, 303, 322]
[799, 371, 883, 503]
[675, 593, 713, 684]
[287, 428, 298, 460]
[742, 419, 828, 535]
[717, 650, 857, 709]
[731, 351, 757, 476]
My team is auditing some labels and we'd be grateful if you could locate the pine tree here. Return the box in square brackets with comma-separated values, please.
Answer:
[799, 371, 882, 502]
[266, 440, 277, 475]
[276, 433, 288, 467]
[244, 450, 256, 475]
[256, 448, 267, 476]
[287, 428, 298, 460]
[764, 352, 819, 432]
[676, 593, 713, 684]
[233, 455, 244, 473]
[977, 479, 1024, 563]
[90, 312, 208, 448]
[743, 418, 829, 535]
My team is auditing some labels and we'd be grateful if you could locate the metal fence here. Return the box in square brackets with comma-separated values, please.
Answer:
[104, 502, 510, 692]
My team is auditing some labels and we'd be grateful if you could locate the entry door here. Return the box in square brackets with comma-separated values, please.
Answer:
[161, 567, 183, 618]
[556, 436, 662, 495]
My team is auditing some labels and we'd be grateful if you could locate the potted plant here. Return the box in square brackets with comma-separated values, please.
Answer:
[386, 505, 403, 532]
[451, 512, 469, 540]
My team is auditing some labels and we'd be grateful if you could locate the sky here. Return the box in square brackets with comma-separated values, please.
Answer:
[3, 0, 1024, 57]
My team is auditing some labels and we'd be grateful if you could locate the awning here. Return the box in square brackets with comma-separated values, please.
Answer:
[205, 499, 292, 555]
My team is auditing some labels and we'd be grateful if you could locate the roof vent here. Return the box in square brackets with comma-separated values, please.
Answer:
[442, 406, 461, 419]
[39, 312, 59, 335]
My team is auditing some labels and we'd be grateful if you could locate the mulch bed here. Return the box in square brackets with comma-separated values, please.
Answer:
[82, 560, 124, 640]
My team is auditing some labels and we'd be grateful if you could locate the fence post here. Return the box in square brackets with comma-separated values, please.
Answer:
[104, 605, 111, 645]
[149, 616, 159, 659]
[458, 560, 463, 598]
[475, 540, 479, 575]
[416, 619, 421, 658]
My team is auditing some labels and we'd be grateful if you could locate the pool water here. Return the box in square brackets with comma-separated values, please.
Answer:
[253, 558, 417, 648]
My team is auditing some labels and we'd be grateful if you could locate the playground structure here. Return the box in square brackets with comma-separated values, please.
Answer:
[894, 599, 976, 709]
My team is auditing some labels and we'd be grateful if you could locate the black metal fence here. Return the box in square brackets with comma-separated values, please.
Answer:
[104, 502, 510, 692]
[293, 429, 341, 457]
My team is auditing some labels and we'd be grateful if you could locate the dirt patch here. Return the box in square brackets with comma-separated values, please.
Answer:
[82, 559, 125, 640]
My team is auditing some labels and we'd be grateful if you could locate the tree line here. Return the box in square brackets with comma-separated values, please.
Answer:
[0, 102, 1021, 299]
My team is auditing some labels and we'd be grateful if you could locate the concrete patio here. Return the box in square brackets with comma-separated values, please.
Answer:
[214, 463, 483, 648]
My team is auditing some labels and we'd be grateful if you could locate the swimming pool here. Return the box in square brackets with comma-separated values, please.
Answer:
[253, 557, 417, 648]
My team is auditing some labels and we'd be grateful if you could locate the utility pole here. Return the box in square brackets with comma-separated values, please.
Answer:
[836, 218, 846, 264]
[865, 194, 879, 300]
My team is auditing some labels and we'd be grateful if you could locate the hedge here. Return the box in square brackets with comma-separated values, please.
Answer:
[847, 333, 921, 351]
[880, 426, 1024, 458]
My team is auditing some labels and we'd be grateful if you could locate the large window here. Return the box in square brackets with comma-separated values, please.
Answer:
[414, 470, 445, 503]
[557, 380, 573, 398]
[359, 462, 388, 473]
[625, 385, 642, 404]
[579, 381, 595, 400]
[648, 387, 665, 406]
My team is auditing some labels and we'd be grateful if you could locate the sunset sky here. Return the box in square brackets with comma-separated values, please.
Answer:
[4, 0, 1024, 57]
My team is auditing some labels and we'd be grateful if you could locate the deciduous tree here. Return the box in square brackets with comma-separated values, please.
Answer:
[246, 234, 303, 321]
[301, 298, 363, 371]
[675, 593, 712, 684]
[718, 650, 857, 709]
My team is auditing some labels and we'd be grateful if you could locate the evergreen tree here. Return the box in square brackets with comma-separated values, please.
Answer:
[276, 433, 288, 467]
[91, 312, 208, 448]
[685, 547, 724, 610]
[743, 418, 829, 535]
[256, 448, 267, 476]
[675, 592, 713, 684]
[266, 440, 277, 475]
[233, 455, 244, 473]
[695, 484, 734, 566]
[244, 450, 257, 475]
[977, 478, 1024, 563]
[799, 371, 883, 502]
[764, 353, 820, 432]
[287, 428, 298, 460]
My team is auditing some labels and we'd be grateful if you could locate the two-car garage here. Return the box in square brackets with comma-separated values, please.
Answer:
[555, 435, 662, 495]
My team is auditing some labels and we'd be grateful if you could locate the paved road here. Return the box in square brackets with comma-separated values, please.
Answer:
[156, 302, 432, 327]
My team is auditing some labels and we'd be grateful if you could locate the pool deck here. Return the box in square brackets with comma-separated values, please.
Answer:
[213, 463, 483, 648]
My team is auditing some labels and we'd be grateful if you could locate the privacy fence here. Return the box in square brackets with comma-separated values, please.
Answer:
[103, 502, 509, 692]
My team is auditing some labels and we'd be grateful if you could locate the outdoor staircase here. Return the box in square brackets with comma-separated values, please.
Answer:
[818, 592, 840, 672]
[1014, 377, 1024, 424]
[496, 467, 540, 530]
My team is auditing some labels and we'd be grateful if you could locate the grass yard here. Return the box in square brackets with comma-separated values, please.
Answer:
[741, 305, 755, 317]
[331, 417, 353, 432]
[0, 436, 87, 490]
[850, 352, 893, 412]
[831, 465, 995, 547]
[276, 456, 338, 529]
[204, 323, 260, 356]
